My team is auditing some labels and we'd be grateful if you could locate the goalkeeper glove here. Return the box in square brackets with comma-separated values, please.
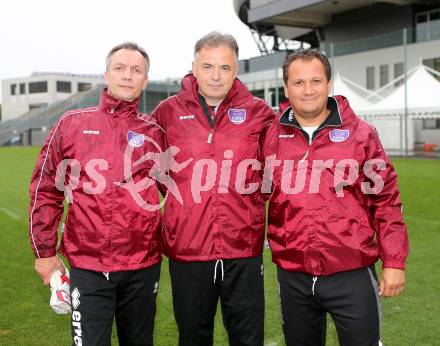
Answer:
[49, 269, 71, 315]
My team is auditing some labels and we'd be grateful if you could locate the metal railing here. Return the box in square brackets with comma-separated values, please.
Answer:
[0, 86, 103, 146]
[0, 80, 181, 146]
[323, 24, 440, 57]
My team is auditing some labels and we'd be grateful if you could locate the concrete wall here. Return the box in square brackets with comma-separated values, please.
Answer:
[247, 51, 288, 73]
[250, 0, 279, 9]
[332, 38, 440, 90]
[1, 74, 102, 122]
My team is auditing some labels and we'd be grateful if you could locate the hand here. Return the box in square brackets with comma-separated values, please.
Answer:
[379, 268, 405, 297]
[35, 256, 65, 285]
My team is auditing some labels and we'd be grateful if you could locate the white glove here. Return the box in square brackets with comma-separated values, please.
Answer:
[49, 269, 71, 315]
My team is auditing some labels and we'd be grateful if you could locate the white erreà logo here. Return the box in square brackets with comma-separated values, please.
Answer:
[72, 310, 82, 345]
[179, 115, 195, 120]
[279, 134, 294, 138]
[71, 287, 80, 309]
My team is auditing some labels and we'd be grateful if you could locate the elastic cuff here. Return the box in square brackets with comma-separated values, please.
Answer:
[35, 248, 57, 258]
[382, 259, 406, 270]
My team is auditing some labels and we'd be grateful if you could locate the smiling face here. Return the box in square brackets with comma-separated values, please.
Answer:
[192, 45, 238, 106]
[284, 58, 331, 126]
[104, 48, 148, 102]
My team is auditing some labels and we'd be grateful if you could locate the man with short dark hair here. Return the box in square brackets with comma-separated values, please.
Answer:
[29, 42, 164, 346]
[264, 49, 409, 345]
[152, 31, 275, 346]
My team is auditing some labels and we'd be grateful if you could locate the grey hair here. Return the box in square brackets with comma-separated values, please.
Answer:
[106, 42, 150, 74]
[194, 31, 239, 60]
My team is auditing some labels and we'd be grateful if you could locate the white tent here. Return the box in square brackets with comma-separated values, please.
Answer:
[330, 73, 373, 112]
[361, 65, 440, 115]
[357, 65, 440, 152]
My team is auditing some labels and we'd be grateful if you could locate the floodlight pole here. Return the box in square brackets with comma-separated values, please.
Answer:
[403, 28, 408, 158]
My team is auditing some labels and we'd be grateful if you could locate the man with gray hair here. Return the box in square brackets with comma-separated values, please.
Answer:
[29, 42, 164, 345]
[152, 31, 275, 345]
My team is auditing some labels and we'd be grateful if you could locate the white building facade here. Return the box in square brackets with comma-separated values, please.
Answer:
[235, 0, 440, 152]
[1, 73, 103, 122]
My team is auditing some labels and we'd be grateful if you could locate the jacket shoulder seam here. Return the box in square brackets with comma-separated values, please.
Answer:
[251, 97, 274, 112]
[150, 95, 177, 115]
[138, 116, 166, 134]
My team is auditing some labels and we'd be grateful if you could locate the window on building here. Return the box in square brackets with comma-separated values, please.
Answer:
[423, 119, 440, 129]
[29, 103, 48, 110]
[380, 65, 389, 87]
[56, 81, 72, 93]
[270, 87, 287, 107]
[10, 84, 17, 95]
[423, 57, 440, 81]
[394, 63, 404, 87]
[417, 13, 428, 23]
[29, 81, 48, 94]
[416, 9, 440, 41]
[366, 66, 375, 90]
[252, 89, 265, 100]
[19, 83, 26, 94]
[78, 82, 92, 92]
[431, 10, 440, 21]
[429, 10, 440, 40]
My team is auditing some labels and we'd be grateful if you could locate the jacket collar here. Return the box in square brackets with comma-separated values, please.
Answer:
[177, 74, 252, 109]
[99, 88, 140, 117]
[279, 97, 342, 130]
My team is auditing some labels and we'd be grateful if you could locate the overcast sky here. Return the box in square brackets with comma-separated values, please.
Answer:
[0, 0, 261, 101]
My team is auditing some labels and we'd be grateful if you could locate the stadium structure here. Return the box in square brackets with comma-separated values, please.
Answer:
[0, 73, 179, 146]
[1, 0, 440, 152]
[234, 0, 440, 153]
[2, 73, 103, 122]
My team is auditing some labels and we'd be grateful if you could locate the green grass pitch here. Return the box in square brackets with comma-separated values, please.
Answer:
[0, 147, 439, 345]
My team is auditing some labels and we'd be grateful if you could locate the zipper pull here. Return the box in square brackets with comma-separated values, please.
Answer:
[207, 132, 213, 144]
[300, 150, 309, 162]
